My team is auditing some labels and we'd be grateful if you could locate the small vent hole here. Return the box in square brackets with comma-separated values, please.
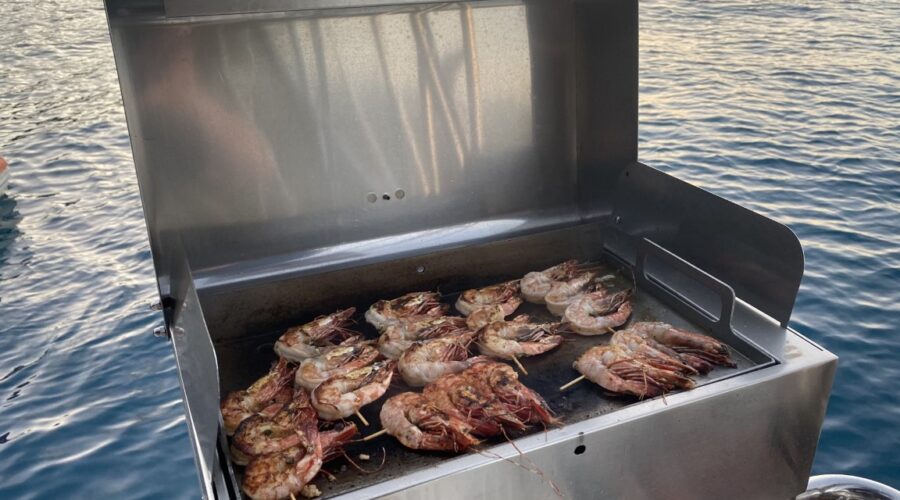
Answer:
[382, 194, 391, 201]
[574, 445, 586, 455]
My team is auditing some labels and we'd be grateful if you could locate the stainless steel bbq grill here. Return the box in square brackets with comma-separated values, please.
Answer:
[104, 0, 837, 498]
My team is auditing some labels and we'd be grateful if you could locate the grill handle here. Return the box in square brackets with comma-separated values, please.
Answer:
[635, 238, 736, 339]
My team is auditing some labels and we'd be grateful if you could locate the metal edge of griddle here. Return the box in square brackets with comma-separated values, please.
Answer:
[337, 322, 835, 499]
[208, 221, 817, 499]
[215, 249, 788, 499]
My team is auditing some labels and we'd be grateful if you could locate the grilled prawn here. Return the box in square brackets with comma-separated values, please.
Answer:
[365, 292, 448, 331]
[241, 409, 321, 500]
[398, 334, 475, 387]
[520, 260, 581, 304]
[477, 320, 564, 360]
[318, 421, 359, 462]
[455, 280, 522, 317]
[311, 361, 395, 420]
[377, 315, 468, 359]
[274, 308, 361, 362]
[423, 367, 526, 437]
[573, 344, 695, 399]
[295, 343, 380, 391]
[544, 271, 597, 316]
[564, 289, 633, 335]
[241, 422, 356, 500]
[221, 358, 296, 435]
[610, 330, 697, 376]
[465, 305, 506, 330]
[628, 322, 736, 372]
[231, 392, 315, 466]
[380, 392, 480, 452]
[465, 359, 559, 426]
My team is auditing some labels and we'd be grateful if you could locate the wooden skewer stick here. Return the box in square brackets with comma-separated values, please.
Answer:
[510, 355, 529, 375]
[606, 327, 617, 335]
[363, 429, 388, 441]
[356, 411, 370, 426]
[559, 375, 586, 391]
[290, 493, 297, 500]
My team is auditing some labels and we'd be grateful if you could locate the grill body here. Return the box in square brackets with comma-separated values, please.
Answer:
[103, 1, 837, 498]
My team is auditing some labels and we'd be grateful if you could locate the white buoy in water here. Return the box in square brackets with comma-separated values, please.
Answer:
[0, 156, 8, 196]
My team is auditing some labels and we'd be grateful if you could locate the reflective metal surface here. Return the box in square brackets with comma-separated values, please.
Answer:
[801, 475, 900, 500]
[169, 257, 221, 500]
[163, 0, 464, 18]
[608, 162, 805, 327]
[106, 0, 626, 289]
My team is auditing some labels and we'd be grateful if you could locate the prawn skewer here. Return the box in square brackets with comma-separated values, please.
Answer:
[628, 322, 736, 372]
[221, 358, 296, 435]
[564, 289, 633, 335]
[520, 260, 582, 304]
[423, 368, 527, 437]
[379, 392, 480, 452]
[231, 392, 315, 466]
[365, 292, 447, 331]
[377, 315, 468, 360]
[241, 421, 358, 500]
[455, 280, 522, 317]
[573, 344, 694, 399]
[311, 361, 395, 421]
[294, 343, 380, 391]
[398, 334, 476, 387]
[465, 359, 560, 427]
[274, 308, 361, 362]
[544, 271, 598, 316]
[611, 330, 698, 375]
[477, 320, 565, 361]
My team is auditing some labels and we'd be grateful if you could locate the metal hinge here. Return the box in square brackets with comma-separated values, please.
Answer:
[150, 296, 175, 339]
[153, 325, 170, 339]
[150, 296, 176, 312]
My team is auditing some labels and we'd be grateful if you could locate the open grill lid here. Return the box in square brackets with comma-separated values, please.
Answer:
[107, 0, 636, 297]
[106, 0, 800, 324]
